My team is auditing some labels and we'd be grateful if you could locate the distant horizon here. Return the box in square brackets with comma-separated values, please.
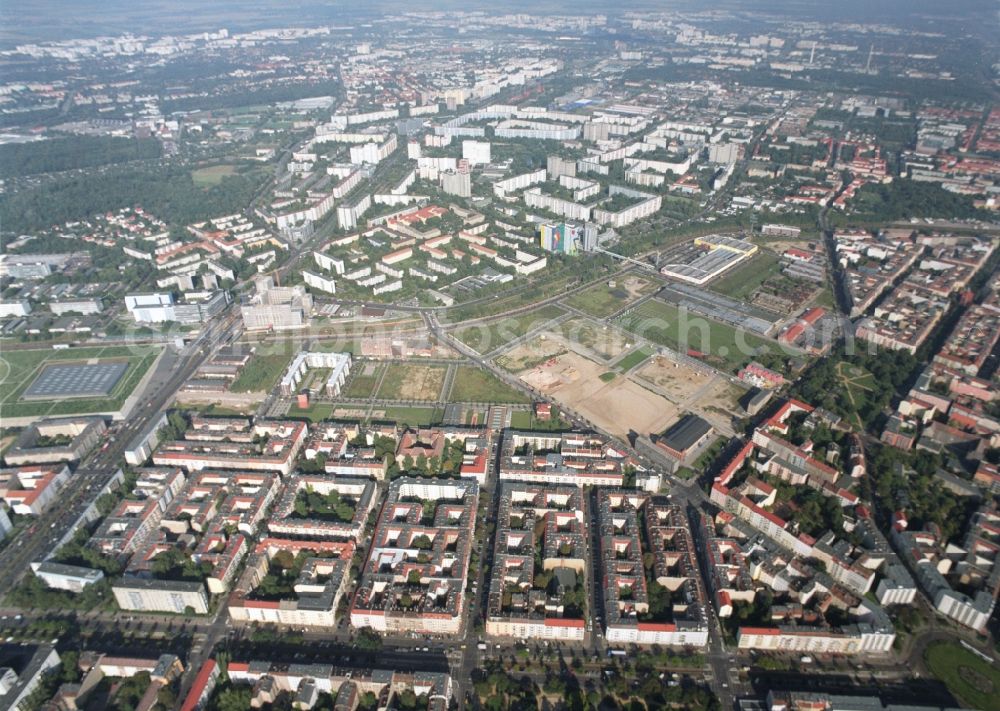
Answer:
[1, 0, 997, 47]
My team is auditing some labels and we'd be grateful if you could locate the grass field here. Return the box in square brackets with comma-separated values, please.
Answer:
[453, 305, 565, 353]
[510, 409, 571, 431]
[287, 403, 335, 422]
[341, 364, 384, 399]
[617, 300, 771, 372]
[0, 345, 161, 419]
[376, 364, 446, 401]
[230, 351, 294, 393]
[563, 276, 657, 318]
[615, 346, 654, 373]
[191, 164, 238, 186]
[708, 250, 782, 301]
[925, 642, 1000, 711]
[811, 287, 837, 309]
[444, 275, 577, 323]
[449, 367, 529, 404]
[377, 406, 443, 427]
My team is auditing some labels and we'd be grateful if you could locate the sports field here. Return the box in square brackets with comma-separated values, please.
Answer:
[617, 299, 772, 372]
[191, 164, 238, 186]
[0, 345, 161, 419]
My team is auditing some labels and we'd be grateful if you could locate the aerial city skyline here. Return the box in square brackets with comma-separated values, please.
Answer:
[0, 2, 998, 711]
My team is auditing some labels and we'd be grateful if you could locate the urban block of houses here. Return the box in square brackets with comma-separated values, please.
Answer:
[350, 478, 478, 635]
[268, 474, 377, 540]
[3, 416, 107, 466]
[499, 431, 636, 487]
[0, 464, 71, 516]
[598, 490, 710, 647]
[279, 351, 352, 397]
[228, 538, 356, 627]
[216, 659, 452, 711]
[891, 507, 1000, 633]
[112, 469, 281, 612]
[485, 483, 588, 642]
[302, 423, 392, 479]
[152, 418, 307, 476]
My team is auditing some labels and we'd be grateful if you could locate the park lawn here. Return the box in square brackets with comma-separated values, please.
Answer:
[449, 367, 529, 404]
[616, 346, 654, 372]
[191, 164, 238, 186]
[563, 278, 656, 318]
[376, 364, 446, 401]
[708, 249, 782, 301]
[453, 304, 565, 353]
[617, 299, 772, 373]
[230, 351, 294, 393]
[925, 641, 1000, 711]
[599, 371, 617, 382]
[341, 364, 383, 399]
[836, 362, 877, 429]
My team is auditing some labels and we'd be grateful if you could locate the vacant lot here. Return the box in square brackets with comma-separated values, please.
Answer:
[494, 335, 567, 373]
[617, 299, 772, 373]
[635, 354, 713, 403]
[377, 364, 446, 401]
[449, 367, 528, 404]
[0, 345, 161, 419]
[925, 642, 1000, 711]
[519, 350, 678, 439]
[230, 351, 294, 393]
[453, 305, 565, 354]
[559, 317, 635, 361]
[444, 275, 577, 322]
[563, 275, 657, 318]
[342, 362, 384, 399]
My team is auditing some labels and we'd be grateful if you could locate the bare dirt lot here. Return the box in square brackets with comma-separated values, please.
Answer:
[635, 355, 713, 402]
[518, 351, 679, 439]
[558, 318, 635, 361]
[495, 335, 568, 373]
[637, 355, 744, 410]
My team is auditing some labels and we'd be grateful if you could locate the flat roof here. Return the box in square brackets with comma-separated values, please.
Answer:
[24, 362, 129, 400]
[660, 414, 712, 453]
